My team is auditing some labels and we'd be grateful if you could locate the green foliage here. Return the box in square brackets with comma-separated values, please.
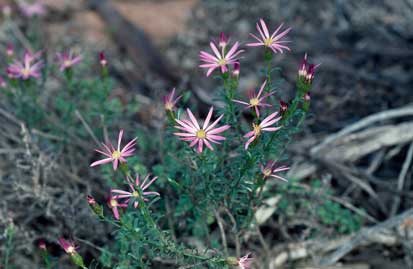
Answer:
[277, 180, 363, 235]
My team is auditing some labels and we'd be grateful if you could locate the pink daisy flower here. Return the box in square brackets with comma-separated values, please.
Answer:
[111, 175, 160, 208]
[18, 0, 46, 17]
[56, 50, 82, 72]
[90, 129, 137, 171]
[246, 19, 291, 53]
[299, 53, 320, 83]
[244, 111, 282, 150]
[111, 174, 160, 208]
[58, 238, 77, 255]
[237, 253, 254, 269]
[7, 50, 43, 80]
[163, 88, 182, 111]
[199, 36, 244, 77]
[260, 161, 289, 182]
[232, 80, 274, 117]
[107, 195, 128, 220]
[174, 107, 230, 154]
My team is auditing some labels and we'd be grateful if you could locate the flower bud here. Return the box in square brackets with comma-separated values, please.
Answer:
[232, 62, 240, 77]
[219, 32, 228, 49]
[279, 100, 287, 115]
[38, 240, 47, 250]
[87, 195, 104, 218]
[99, 51, 107, 67]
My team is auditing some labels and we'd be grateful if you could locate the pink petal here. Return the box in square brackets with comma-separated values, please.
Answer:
[203, 107, 214, 130]
[90, 158, 113, 167]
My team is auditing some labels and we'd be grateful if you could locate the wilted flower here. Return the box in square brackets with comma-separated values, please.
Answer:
[56, 50, 82, 72]
[199, 37, 244, 77]
[298, 53, 320, 83]
[174, 107, 230, 153]
[90, 129, 137, 170]
[237, 253, 254, 269]
[232, 80, 274, 118]
[58, 238, 77, 255]
[18, 0, 46, 17]
[111, 174, 160, 208]
[163, 88, 182, 111]
[58, 238, 85, 267]
[244, 111, 282, 150]
[107, 195, 128, 220]
[246, 19, 291, 54]
[7, 50, 43, 80]
[261, 161, 289, 182]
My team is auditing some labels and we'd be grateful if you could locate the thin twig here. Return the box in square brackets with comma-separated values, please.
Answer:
[311, 104, 413, 154]
[75, 110, 101, 146]
[390, 141, 413, 216]
[213, 208, 228, 257]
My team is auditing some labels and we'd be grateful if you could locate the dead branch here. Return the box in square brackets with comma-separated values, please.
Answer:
[270, 209, 413, 268]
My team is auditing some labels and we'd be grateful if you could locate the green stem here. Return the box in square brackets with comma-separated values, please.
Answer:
[3, 224, 14, 269]
[264, 49, 273, 93]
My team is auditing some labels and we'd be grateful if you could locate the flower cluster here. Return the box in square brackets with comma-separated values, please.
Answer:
[298, 53, 320, 84]
[5, 47, 85, 81]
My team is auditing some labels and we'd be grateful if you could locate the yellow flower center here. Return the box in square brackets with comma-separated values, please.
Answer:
[263, 169, 272, 177]
[112, 150, 121, 159]
[64, 60, 72, 67]
[22, 68, 30, 77]
[164, 102, 173, 111]
[264, 38, 273, 46]
[132, 191, 140, 198]
[110, 199, 118, 207]
[196, 129, 206, 139]
[249, 98, 260, 106]
[253, 123, 261, 136]
[218, 58, 227, 66]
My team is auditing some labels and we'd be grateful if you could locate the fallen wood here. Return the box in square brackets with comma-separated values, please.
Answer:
[270, 209, 413, 268]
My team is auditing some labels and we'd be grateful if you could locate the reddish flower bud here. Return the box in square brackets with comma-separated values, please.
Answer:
[298, 53, 319, 84]
[219, 32, 228, 48]
[38, 240, 47, 250]
[6, 44, 14, 57]
[87, 195, 96, 206]
[232, 62, 240, 77]
[304, 92, 311, 101]
[99, 51, 107, 67]
[280, 100, 288, 113]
